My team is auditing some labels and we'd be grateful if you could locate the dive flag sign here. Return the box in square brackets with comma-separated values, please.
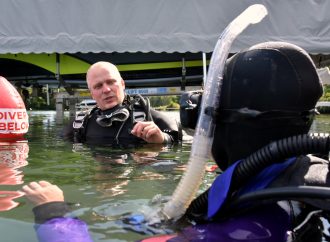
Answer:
[0, 109, 29, 134]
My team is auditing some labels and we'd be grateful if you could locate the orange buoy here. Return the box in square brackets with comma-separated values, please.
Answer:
[0, 76, 29, 140]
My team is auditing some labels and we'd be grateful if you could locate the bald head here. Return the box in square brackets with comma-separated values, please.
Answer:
[86, 61, 125, 110]
[86, 62, 122, 89]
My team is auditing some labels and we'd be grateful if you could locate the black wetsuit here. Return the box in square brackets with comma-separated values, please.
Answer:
[63, 96, 181, 145]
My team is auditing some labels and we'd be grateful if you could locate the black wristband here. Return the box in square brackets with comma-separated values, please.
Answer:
[32, 202, 72, 224]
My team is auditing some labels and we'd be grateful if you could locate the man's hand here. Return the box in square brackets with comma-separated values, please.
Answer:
[21, 181, 64, 206]
[131, 121, 165, 143]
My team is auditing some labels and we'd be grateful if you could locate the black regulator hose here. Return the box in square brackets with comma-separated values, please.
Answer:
[136, 94, 153, 122]
[232, 133, 329, 189]
[217, 186, 330, 219]
[185, 133, 330, 221]
[229, 186, 330, 211]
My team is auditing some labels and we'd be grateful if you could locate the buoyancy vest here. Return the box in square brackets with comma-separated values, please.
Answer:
[73, 95, 150, 145]
[72, 95, 181, 145]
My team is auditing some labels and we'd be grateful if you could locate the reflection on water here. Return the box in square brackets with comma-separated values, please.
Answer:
[0, 111, 328, 242]
[0, 141, 28, 211]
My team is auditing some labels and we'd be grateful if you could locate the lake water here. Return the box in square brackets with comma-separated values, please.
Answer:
[0, 111, 329, 242]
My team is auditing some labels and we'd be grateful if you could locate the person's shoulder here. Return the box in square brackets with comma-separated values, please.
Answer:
[150, 109, 174, 124]
[150, 108, 166, 117]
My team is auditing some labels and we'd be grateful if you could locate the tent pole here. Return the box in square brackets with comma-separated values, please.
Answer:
[56, 53, 61, 88]
[46, 84, 50, 105]
[202, 52, 207, 88]
[56, 53, 74, 95]
[181, 57, 186, 91]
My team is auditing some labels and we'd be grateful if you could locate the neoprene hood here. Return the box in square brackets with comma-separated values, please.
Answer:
[212, 41, 323, 170]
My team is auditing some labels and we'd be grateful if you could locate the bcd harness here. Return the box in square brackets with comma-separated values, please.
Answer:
[72, 94, 152, 144]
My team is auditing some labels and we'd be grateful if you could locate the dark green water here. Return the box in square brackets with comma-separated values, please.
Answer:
[0, 111, 328, 242]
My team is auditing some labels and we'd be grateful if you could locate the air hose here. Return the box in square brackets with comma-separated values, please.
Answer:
[186, 133, 330, 221]
[128, 94, 153, 129]
[159, 4, 268, 222]
[136, 94, 153, 122]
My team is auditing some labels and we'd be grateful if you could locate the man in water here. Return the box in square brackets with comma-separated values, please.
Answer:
[65, 61, 181, 145]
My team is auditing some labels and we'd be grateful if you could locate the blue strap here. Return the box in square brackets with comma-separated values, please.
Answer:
[207, 157, 296, 219]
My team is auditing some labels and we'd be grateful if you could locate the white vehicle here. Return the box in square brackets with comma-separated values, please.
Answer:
[75, 99, 97, 112]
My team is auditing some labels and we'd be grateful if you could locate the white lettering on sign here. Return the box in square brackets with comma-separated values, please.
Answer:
[126, 88, 159, 95]
[0, 109, 29, 134]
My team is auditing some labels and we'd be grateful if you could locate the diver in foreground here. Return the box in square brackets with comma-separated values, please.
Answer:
[21, 42, 330, 241]
[162, 41, 330, 242]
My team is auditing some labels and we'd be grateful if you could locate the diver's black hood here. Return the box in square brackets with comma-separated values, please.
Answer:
[212, 42, 323, 170]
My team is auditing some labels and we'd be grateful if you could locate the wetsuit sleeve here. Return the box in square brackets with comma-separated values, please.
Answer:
[33, 202, 93, 242]
[150, 109, 182, 143]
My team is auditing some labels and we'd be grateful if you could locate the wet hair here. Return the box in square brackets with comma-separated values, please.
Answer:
[212, 42, 323, 170]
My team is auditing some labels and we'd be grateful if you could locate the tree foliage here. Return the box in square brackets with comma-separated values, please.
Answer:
[149, 95, 180, 110]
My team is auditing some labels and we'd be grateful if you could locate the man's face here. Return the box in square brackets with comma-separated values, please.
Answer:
[87, 64, 125, 110]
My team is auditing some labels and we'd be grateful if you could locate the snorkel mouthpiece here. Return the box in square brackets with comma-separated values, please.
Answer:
[161, 4, 268, 221]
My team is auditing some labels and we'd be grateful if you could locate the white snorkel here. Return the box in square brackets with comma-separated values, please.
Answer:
[161, 4, 268, 221]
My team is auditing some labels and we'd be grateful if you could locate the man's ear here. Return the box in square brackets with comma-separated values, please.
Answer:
[121, 79, 125, 89]
[89, 88, 94, 99]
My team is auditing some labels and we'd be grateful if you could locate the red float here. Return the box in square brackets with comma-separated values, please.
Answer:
[0, 141, 28, 211]
[0, 76, 29, 139]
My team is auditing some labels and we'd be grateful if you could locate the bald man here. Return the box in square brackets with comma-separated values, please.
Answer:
[65, 62, 181, 145]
